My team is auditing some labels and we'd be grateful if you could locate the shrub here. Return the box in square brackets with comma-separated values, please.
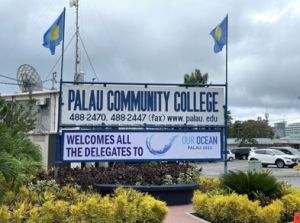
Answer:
[0, 184, 168, 223]
[193, 170, 300, 223]
[0, 205, 10, 223]
[192, 191, 211, 220]
[199, 176, 221, 192]
[193, 191, 284, 223]
[294, 163, 300, 171]
[31, 200, 68, 223]
[10, 202, 28, 223]
[210, 194, 260, 222]
[177, 167, 201, 184]
[221, 170, 283, 205]
[257, 200, 283, 223]
[281, 188, 300, 221]
[69, 195, 114, 223]
[162, 174, 173, 185]
[33, 163, 200, 189]
[28, 179, 60, 194]
[112, 188, 139, 223]
[138, 195, 168, 223]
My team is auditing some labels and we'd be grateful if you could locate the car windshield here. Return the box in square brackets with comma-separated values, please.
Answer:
[289, 148, 300, 155]
[273, 150, 286, 155]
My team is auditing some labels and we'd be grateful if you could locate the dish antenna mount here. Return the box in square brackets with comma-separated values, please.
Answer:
[16, 64, 43, 92]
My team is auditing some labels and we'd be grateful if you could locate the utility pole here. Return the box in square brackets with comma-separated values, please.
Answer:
[70, 0, 81, 82]
[70, 0, 85, 169]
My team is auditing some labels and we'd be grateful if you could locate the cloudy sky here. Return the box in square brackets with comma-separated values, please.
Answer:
[1, 0, 300, 125]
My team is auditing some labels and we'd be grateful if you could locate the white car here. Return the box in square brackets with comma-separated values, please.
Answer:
[227, 150, 235, 161]
[270, 147, 300, 161]
[248, 148, 298, 168]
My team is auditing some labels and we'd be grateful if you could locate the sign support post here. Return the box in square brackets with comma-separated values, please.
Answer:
[224, 14, 229, 174]
[55, 7, 66, 176]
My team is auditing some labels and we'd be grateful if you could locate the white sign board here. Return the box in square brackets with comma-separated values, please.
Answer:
[62, 131, 222, 161]
[61, 84, 224, 126]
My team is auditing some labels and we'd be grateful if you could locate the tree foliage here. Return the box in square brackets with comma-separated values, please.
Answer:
[0, 96, 41, 199]
[228, 118, 274, 146]
[184, 69, 208, 84]
[0, 96, 36, 133]
[226, 110, 233, 126]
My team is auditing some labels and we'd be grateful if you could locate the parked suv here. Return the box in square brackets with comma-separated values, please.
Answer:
[248, 148, 298, 168]
[270, 147, 300, 161]
[231, 147, 255, 160]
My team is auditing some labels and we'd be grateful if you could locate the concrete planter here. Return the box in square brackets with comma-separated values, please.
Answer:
[94, 183, 199, 206]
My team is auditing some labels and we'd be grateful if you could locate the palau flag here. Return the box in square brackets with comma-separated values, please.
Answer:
[210, 15, 227, 53]
[43, 10, 65, 55]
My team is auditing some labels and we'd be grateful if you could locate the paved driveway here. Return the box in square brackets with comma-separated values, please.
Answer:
[197, 160, 300, 188]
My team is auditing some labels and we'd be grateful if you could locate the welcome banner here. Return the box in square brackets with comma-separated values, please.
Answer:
[62, 131, 222, 162]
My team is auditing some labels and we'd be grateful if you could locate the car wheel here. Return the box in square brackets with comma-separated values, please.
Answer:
[262, 164, 268, 168]
[242, 155, 247, 160]
[276, 159, 285, 168]
[229, 157, 233, 161]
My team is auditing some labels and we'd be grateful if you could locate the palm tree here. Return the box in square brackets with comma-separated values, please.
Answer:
[0, 153, 15, 198]
[0, 97, 42, 200]
[184, 69, 208, 84]
[0, 126, 42, 198]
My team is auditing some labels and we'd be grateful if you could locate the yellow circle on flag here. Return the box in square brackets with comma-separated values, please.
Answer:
[50, 25, 59, 41]
[214, 26, 222, 41]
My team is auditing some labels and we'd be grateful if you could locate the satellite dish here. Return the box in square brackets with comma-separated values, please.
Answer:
[16, 64, 43, 92]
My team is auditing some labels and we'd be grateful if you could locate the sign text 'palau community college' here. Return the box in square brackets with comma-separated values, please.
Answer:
[61, 85, 224, 126]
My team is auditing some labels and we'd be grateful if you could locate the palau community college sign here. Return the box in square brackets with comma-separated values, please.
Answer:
[60, 84, 225, 162]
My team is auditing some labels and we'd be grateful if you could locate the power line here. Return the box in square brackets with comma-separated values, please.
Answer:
[0, 33, 75, 89]
[0, 81, 19, 86]
[0, 74, 17, 81]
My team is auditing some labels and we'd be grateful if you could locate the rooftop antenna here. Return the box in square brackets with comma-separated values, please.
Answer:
[265, 104, 269, 123]
[70, 0, 83, 82]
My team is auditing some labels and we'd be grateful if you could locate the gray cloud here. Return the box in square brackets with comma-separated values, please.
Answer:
[1, 0, 300, 124]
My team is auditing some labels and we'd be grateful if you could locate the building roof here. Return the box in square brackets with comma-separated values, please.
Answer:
[282, 133, 300, 140]
[1, 90, 58, 97]
[228, 137, 300, 145]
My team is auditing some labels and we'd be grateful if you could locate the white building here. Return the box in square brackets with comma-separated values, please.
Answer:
[285, 122, 300, 137]
[2, 90, 59, 168]
[273, 121, 286, 138]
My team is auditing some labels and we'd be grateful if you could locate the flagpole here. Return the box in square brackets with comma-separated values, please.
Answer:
[224, 14, 229, 174]
[55, 8, 66, 173]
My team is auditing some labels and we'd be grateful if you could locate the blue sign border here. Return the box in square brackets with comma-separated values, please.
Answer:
[60, 82, 226, 128]
[55, 82, 227, 165]
[60, 129, 224, 163]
